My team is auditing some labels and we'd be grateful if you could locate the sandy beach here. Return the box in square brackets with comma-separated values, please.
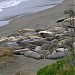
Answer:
[0, 0, 74, 75]
[0, 0, 74, 37]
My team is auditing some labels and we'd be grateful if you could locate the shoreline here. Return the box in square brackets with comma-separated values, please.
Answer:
[0, 0, 73, 37]
[0, 0, 63, 26]
[0, 0, 63, 27]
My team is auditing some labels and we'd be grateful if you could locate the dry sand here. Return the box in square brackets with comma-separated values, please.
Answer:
[0, 0, 74, 37]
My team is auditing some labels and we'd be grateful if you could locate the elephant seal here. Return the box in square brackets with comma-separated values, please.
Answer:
[46, 50, 69, 59]
[24, 51, 44, 59]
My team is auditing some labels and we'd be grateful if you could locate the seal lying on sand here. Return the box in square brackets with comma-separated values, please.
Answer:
[1, 42, 23, 49]
[38, 31, 54, 38]
[45, 50, 69, 59]
[17, 38, 49, 46]
[24, 51, 44, 59]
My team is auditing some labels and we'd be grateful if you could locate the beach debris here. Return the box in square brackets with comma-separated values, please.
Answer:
[24, 51, 44, 59]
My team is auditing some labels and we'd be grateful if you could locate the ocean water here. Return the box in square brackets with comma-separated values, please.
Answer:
[0, 0, 64, 26]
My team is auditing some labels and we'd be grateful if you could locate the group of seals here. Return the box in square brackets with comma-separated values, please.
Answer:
[0, 27, 72, 60]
